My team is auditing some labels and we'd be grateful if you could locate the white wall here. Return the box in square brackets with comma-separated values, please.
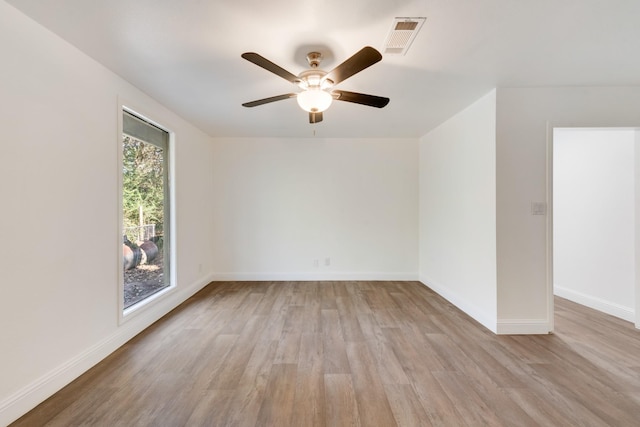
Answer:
[636, 130, 640, 329]
[496, 87, 640, 333]
[210, 137, 419, 280]
[419, 90, 497, 332]
[0, 2, 215, 424]
[553, 128, 635, 321]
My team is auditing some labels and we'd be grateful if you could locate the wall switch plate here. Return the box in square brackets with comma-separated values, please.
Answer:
[531, 202, 547, 215]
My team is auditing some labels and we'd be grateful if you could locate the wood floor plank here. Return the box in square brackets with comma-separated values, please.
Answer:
[273, 331, 301, 365]
[10, 281, 640, 427]
[184, 389, 235, 426]
[223, 338, 279, 427]
[320, 282, 338, 310]
[402, 368, 464, 427]
[345, 341, 398, 427]
[504, 360, 611, 427]
[502, 387, 585, 427]
[530, 361, 640, 425]
[365, 330, 411, 385]
[186, 334, 239, 394]
[562, 339, 640, 392]
[388, 291, 443, 334]
[383, 327, 446, 377]
[291, 333, 326, 427]
[432, 371, 504, 426]
[336, 295, 365, 342]
[324, 374, 361, 427]
[428, 312, 528, 389]
[383, 383, 433, 427]
[254, 363, 298, 427]
[321, 309, 351, 374]
[208, 315, 267, 390]
[251, 282, 280, 315]
[300, 284, 323, 334]
[347, 283, 374, 315]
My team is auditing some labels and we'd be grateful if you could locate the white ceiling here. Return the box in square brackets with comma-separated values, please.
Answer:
[8, 0, 640, 138]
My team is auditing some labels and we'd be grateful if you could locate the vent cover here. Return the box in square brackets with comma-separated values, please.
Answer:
[383, 17, 426, 55]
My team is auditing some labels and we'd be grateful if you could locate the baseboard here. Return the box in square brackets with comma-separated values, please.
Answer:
[554, 285, 635, 322]
[211, 272, 419, 281]
[496, 319, 552, 335]
[419, 275, 497, 333]
[0, 273, 214, 427]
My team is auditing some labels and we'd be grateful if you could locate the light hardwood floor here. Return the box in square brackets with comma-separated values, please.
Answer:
[11, 281, 640, 426]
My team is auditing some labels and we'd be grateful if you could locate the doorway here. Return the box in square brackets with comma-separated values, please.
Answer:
[552, 128, 637, 326]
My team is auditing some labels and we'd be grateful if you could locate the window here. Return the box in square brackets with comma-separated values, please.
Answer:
[122, 110, 171, 310]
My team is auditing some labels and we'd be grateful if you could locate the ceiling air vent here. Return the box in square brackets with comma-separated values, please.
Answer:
[383, 17, 426, 55]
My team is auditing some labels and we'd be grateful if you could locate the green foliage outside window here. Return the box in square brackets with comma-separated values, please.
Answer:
[122, 135, 165, 241]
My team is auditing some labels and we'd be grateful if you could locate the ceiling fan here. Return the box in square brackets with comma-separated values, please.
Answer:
[241, 46, 390, 124]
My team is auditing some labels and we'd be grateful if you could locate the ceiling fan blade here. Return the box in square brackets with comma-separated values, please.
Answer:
[333, 90, 389, 108]
[241, 52, 300, 84]
[324, 46, 382, 85]
[242, 93, 297, 107]
[309, 111, 323, 123]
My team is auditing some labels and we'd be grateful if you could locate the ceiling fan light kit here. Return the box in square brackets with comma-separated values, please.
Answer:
[296, 56, 334, 113]
[241, 46, 389, 124]
[297, 88, 333, 113]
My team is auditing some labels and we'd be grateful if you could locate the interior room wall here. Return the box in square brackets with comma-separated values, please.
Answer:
[636, 130, 640, 329]
[418, 90, 498, 332]
[0, 2, 215, 424]
[210, 137, 419, 280]
[496, 87, 640, 333]
[553, 128, 635, 321]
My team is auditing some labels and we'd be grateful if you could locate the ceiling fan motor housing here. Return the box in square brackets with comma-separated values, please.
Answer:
[298, 69, 332, 90]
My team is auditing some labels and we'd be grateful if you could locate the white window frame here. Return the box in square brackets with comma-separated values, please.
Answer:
[118, 102, 177, 324]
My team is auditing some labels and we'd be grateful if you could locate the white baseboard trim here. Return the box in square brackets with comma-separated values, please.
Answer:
[554, 285, 635, 322]
[496, 319, 552, 335]
[0, 273, 214, 427]
[211, 272, 420, 282]
[419, 275, 497, 333]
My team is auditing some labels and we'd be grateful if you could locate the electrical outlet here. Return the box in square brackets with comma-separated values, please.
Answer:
[313, 259, 319, 268]
[325, 257, 330, 266]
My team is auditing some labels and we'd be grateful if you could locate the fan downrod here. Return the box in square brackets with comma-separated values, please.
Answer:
[306, 52, 323, 68]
